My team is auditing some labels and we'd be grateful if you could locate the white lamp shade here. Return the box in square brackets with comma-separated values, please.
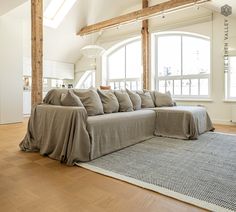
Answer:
[80, 45, 105, 58]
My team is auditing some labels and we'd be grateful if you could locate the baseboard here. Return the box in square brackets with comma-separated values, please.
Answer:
[212, 119, 236, 126]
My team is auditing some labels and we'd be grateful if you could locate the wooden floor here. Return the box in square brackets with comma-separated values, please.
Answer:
[0, 122, 235, 212]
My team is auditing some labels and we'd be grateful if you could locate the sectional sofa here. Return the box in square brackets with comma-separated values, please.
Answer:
[20, 89, 214, 165]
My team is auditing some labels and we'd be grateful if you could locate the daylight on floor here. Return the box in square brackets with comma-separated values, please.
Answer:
[0, 0, 235, 211]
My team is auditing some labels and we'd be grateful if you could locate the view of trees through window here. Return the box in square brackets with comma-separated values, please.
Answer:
[105, 33, 211, 98]
[156, 34, 210, 97]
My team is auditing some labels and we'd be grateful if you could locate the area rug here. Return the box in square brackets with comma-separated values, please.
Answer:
[76, 132, 236, 212]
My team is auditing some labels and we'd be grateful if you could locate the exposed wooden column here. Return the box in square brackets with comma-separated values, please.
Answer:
[31, 0, 43, 106]
[142, 0, 150, 90]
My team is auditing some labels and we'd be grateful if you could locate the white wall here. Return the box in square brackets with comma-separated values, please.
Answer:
[76, 8, 236, 125]
[23, 57, 74, 80]
[0, 16, 23, 124]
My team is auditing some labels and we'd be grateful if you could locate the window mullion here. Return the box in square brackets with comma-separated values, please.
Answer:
[124, 45, 127, 89]
[181, 36, 183, 96]
[227, 61, 230, 98]
[156, 35, 159, 90]
[198, 78, 200, 96]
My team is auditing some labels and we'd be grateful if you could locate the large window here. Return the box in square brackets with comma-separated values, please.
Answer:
[155, 33, 211, 98]
[106, 39, 142, 90]
[226, 56, 236, 99]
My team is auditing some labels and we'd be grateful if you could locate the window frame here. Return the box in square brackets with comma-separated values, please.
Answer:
[226, 56, 236, 100]
[105, 38, 142, 90]
[154, 32, 212, 99]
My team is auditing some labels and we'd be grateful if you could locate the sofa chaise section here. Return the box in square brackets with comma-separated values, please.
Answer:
[152, 106, 214, 140]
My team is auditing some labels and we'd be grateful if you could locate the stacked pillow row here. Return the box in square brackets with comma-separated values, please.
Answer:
[44, 89, 174, 116]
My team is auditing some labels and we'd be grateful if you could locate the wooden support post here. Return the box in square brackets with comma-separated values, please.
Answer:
[31, 0, 43, 106]
[142, 0, 150, 90]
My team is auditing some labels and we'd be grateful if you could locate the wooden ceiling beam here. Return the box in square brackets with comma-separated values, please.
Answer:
[77, 0, 210, 36]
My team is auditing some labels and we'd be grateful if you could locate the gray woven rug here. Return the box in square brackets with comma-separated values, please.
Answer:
[77, 132, 236, 212]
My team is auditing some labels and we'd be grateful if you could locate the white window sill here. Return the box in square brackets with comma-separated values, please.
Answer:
[223, 99, 236, 103]
[174, 98, 213, 102]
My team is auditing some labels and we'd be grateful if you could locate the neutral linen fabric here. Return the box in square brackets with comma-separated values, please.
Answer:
[114, 90, 133, 112]
[43, 89, 68, 105]
[152, 106, 214, 139]
[74, 89, 104, 116]
[136, 91, 155, 108]
[60, 90, 84, 107]
[126, 89, 141, 110]
[154, 91, 174, 107]
[79, 132, 236, 212]
[19, 104, 91, 165]
[87, 110, 156, 159]
[97, 89, 119, 113]
[143, 89, 155, 102]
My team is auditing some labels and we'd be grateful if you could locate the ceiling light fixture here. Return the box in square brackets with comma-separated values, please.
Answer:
[80, 18, 105, 58]
[80, 45, 105, 58]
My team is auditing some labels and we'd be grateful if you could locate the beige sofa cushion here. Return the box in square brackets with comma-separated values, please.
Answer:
[74, 89, 104, 116]
[114, 90, 134, 112]
[126, 89, 141, 110]
[97, 89, 119, 113]
[43, 89, 68, 105]
[154, 91, 174, 107]
[136, 91, 155, 108]
[61, 90, 84, 107]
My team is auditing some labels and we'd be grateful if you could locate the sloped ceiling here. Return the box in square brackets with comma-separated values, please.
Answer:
[43, 0, 141, 63]
[0, 0, 28, 15]
[5, 0, 142, 64]
[2, 0, 236, 64]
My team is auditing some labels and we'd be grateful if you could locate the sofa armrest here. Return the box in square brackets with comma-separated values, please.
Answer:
[20, 104, 90, 165]
[37, 103, 88, 117]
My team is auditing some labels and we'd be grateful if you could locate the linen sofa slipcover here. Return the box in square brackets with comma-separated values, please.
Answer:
[20, 89, 214, 165]
[20, 105, 156, 165]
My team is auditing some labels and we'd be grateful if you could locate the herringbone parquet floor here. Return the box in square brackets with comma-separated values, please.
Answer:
[0, 120, 235, 212]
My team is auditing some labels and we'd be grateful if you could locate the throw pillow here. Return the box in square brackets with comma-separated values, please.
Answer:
[143, 89, 155, 103]
[97, 89, 119, 113]
[136, 91, 155, 108]
[126, 89, 141, 110]
[61, 90, 84, 107]
[154, 91, 174, 107]
[43, 89, 68, 105]
[114, 90, 134, 112]
[100, 85, 111, 90]
[74, 89, 104, 116]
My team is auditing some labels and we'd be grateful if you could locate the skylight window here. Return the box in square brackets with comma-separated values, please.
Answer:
[44, 0, 77, 28]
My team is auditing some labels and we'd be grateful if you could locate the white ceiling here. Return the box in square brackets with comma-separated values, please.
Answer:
[204, 0, 236, 15]
[1, 0, 236, 64]
[0, 0, 28, 15]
